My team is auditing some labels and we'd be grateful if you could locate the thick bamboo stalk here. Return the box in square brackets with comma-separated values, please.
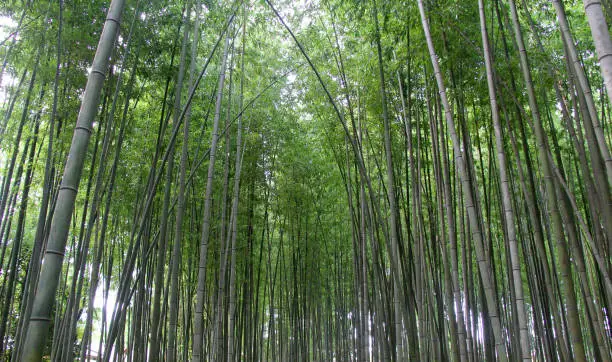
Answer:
[20, 1, 126, 359]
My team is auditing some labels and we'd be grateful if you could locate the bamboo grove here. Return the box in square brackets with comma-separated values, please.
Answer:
[0, 0, 612, 360]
